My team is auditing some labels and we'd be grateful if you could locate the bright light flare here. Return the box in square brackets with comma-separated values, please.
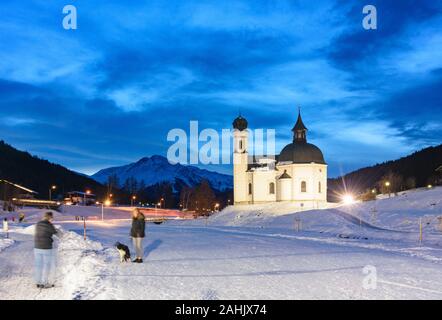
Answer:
[342, 194, 355, 205]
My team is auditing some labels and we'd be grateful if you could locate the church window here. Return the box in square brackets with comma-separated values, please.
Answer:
[269, 182, 275, 194]
[239, 140, 243, 150]
[301, 181, 307, 192]
[318, 182, 322, 193]
[248, 183, 252, 195]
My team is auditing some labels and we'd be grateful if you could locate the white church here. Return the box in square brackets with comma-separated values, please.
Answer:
[233, 110, 328, 209]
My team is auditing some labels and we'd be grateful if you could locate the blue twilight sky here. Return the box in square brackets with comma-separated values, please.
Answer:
[0, 0, 441, 177]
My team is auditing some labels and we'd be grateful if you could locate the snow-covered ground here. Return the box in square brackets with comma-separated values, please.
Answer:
[1, 187, 442, 300]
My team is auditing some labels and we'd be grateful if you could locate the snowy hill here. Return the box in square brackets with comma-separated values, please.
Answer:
[0, 140, 107, 197]
[91, 155, 233, 191]
[204, 186, 442, 233]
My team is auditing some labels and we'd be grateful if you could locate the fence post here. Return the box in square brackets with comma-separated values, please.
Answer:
[294, 218, 302, 232]
[83, 216, 86, 241]
[419, 217, 423, 244]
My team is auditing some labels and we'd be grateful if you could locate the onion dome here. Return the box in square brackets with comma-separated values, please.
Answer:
[233, 115, 248, 131]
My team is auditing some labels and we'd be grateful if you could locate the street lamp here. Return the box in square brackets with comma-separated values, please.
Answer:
[84, 190, 91, 206]
[160, 198, 165, 209]
[131, 195, 137, 207]
[385, 181, 391, 198]
[102, 199, 111, 221]
[342, 194, 355, 205]
[49, 185, 57, 201]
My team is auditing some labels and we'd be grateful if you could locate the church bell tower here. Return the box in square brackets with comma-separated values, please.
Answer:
[233, 115, 249, 204]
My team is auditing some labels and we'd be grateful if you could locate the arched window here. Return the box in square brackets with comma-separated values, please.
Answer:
[248, 183, 252, 195]
[301, 181, 307, 193]
[318, 182, 322, 193]
[239, 140, 243, 150]
[269, 182, 275, 194]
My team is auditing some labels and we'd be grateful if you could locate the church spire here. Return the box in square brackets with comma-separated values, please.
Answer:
[292, 107, 308, 143]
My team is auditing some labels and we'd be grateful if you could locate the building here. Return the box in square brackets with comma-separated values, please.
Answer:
[65, 191, 96, 206]
[0, 179, 38, 201]
[233, 110, 328, 209]
[0, 179, 42, 211]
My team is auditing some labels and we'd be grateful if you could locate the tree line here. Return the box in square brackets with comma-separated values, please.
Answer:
[106, 174, 232, 213]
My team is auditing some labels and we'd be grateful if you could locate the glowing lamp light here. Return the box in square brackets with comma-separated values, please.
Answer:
[428, 184, 433, 189]
[104, 200, 111, 206]
[342, 194, 355, 205]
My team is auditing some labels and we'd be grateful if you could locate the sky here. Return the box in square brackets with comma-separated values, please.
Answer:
[0, 0, 441, 177]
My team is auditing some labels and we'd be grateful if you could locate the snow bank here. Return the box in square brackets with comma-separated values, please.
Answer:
[336, 186, 442, 232]
[12, 225, 36, 235]
[0, 238, 14, 252]
[55, 230, 110, 299]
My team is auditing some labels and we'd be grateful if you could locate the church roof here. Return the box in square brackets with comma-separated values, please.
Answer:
[278, 142, 326, 164]
[280, 109, 326, 164]
[292, 109, 307, 132]
[278, 170, 291, 179]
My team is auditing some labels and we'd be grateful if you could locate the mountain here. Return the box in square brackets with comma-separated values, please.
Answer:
[328, 144, 442, 199]
[91, 155, 233, 192]
[0, 140, 107, 198]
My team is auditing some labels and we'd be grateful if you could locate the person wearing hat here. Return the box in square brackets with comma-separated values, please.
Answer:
[34, 212, 58, 289]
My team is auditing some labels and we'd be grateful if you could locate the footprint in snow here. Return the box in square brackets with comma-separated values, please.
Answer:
[201, 289, 219, 300]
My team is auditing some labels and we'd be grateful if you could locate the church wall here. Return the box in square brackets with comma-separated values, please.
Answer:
[248, 171, 277, 203]
[277, 178, 292, 201]
[276, 163, 327, 205]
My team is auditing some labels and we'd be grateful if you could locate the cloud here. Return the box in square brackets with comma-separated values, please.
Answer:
[0, 0, 441, 177]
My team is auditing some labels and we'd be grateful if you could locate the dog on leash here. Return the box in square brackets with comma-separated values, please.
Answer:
[115, 242, 131, 262]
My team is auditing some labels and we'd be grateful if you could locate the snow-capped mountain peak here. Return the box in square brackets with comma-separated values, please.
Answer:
[91, 155, 233, 191]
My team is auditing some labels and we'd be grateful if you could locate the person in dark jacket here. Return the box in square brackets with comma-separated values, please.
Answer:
[130, 208, 146, 263]
[34, 212, 58, 288]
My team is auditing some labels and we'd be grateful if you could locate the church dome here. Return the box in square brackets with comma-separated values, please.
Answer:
[233, 115, 248, 131]
[278, 142, 326, 164]
[278, 108, 326, 164]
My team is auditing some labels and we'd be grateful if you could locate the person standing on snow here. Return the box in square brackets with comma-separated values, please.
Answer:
[3, 218, 8, 239]
[130, 208, 146, 263]
[34, 212, 58, 289]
